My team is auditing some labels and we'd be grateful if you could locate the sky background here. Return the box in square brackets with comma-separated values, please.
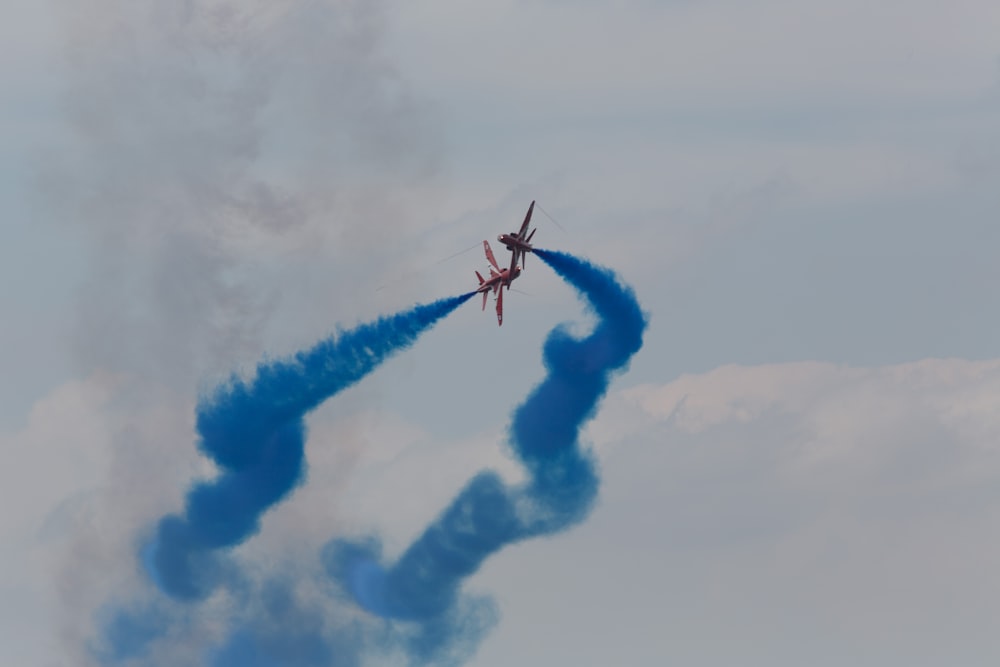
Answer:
[2, 0, 1000, 665]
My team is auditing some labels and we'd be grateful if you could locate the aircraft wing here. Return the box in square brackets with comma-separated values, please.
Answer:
[519, 200, 535, 237]
[483, 240, 501, 272]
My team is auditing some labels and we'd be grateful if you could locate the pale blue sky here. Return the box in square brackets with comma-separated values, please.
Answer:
[2, 1, 1000, 665]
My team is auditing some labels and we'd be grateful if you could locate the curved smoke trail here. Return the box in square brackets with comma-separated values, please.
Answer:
[146, 292, 476, 602]
[326, 249, 647, 661]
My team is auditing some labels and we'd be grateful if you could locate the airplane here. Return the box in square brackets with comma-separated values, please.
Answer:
[497, 200, 537, 274]
[474, 239, 521, 326]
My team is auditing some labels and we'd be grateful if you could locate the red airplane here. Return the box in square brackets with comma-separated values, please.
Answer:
[497, 200, 537, 274]
[475, 240, 521, 326]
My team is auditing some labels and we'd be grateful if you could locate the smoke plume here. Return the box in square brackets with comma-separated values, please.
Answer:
[97, 250, 644, 666]
[325, 249, 647, 661]
[94, 292, 473, 665]
[147, 292, 476, 602]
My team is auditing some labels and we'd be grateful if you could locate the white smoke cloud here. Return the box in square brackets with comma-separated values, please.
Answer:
[23, 1, 449, 662]
[43, 0, 446, 389]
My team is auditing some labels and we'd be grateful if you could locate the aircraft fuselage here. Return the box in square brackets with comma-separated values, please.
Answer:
[475, 266, 520, 294]
[498, 234, 533, 253]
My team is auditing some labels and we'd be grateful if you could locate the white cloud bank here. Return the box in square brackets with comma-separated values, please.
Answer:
[4, 358, 1000, 665]
[472, 358, 1000, 666]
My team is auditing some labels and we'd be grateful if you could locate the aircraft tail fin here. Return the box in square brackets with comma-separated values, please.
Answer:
[496, 285, 503, 326]
[521, 201, 535, 233]
[475, 270, 485, 285]
[483, 240, 502, 272]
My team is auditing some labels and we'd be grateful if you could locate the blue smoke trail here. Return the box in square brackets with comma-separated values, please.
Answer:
[207, 578, 359, 667]
[145, 291, 476, 602]
[325, 249, 647, 661]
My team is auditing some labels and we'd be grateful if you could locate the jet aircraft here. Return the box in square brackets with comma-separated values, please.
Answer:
[497, 200, 537, 274]
[475, 239, 521, 326]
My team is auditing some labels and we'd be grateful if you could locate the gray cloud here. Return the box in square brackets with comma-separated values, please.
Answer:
[33, 1, 447, 662]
